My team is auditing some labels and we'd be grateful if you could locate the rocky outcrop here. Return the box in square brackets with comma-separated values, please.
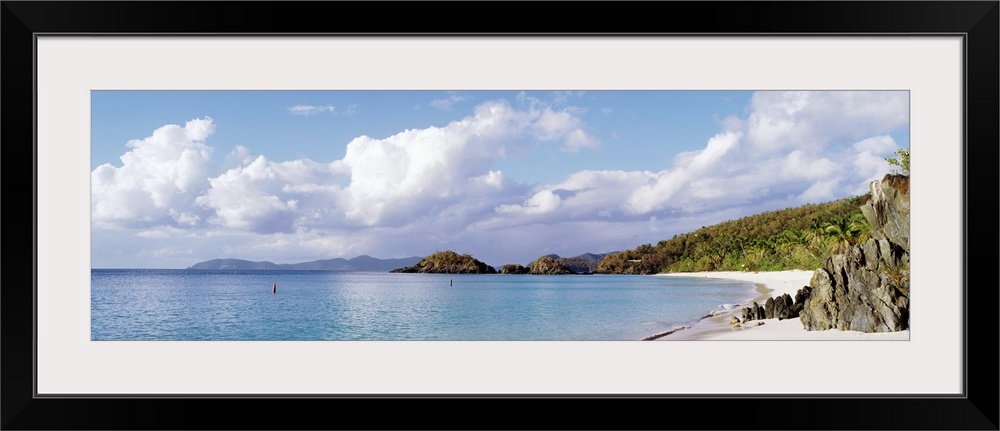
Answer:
[741, 286, 811, 322]
[742, 302, 766, 321]
[799, 174, 910, 332]
[528, 256, 574, 275]
[860, 174, 910, 252]
[499, 264, 529, 274]
[390, 251, 497, 274]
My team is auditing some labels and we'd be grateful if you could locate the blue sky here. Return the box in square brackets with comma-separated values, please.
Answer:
[91, 90, 909, 268]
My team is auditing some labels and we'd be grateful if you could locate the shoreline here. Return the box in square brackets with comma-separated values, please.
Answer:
[646, 270, 910, 341]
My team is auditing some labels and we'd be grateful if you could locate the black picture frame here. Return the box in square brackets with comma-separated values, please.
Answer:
[3, 2, 997, 430]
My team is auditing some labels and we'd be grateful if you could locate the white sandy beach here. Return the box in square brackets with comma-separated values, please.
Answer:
[653, 270, 910, 341]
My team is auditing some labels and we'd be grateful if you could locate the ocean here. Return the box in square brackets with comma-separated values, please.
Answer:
[91, 269, 756, 341]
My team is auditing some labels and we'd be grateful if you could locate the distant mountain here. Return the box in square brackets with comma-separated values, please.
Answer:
[188, 259, 283, 270]
[187, 255, 423, 272]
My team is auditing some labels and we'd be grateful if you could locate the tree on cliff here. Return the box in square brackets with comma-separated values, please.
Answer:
[885, 148, 910, 176]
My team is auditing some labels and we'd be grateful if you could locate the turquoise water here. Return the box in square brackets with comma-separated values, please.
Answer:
[91, 270, 755, 341]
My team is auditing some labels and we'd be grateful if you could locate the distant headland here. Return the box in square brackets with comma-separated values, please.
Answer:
[187, 255, 423, 272]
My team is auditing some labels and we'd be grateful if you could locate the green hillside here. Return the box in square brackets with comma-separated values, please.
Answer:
[597, 195, 872, 274]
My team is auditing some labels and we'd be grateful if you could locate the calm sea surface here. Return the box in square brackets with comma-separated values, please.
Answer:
[91, 270, 755, 341]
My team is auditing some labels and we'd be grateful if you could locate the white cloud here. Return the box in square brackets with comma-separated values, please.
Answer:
[94, 91, 909, 268]
[91, 117, 215, 229]
[469, 170, 505, 189]
[780, 150, 839, 181]
[853, 135, 898, 154]
[798, 179, 840, 202]
[852, 135, 900, 189]
[338, 103, 521, 225]
[496, 189, 562, 215]
[533, 107, 601, 152]
[489, 170, 652, 225]
[625, 131, 741, 214]
[195, 155, 350, 234]
[223, 145, 254, 170]
[288, 104, 337, 116]
[534, 109, 578, 140]
[746, 91, 908, 153]
[94, 98, 601, 240]
[563, 129, 601, 152]
[338, 100, 598, 226]
[493, 91, 907, 226]
[429, 92, 467, 110]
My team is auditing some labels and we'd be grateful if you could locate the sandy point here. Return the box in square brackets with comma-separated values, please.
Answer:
[652, 270, 909, 341]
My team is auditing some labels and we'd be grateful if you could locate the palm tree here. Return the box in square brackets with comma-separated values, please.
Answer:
[823, 212, 870, 254]
[847, 212, 871, 244]
[822, 216, 853, 254]
[805, 218, 826, 248]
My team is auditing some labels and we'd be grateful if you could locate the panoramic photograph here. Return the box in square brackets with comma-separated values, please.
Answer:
[90, 90, 910, 341]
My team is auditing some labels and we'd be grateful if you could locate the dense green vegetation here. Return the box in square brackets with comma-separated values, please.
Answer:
[527, 256, 573, 275]
[391, 250, 496, 274]
[597, 195, 873, 274]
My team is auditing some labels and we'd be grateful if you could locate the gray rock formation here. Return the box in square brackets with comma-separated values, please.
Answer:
[860, 174, 910, 252]
[742, 288, 810, 322]
[742, 301, 767, 322]
[799, 174, 910, 332]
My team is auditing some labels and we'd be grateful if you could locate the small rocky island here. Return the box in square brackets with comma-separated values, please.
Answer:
[390, 250, 497, 274]
[498, 253, 607, 274]
[524, 256, 574, 275]
[497, 256, 574, 274]
[391, 250, 609, 275]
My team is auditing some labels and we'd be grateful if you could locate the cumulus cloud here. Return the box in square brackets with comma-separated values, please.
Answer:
[91, 117, 215, 229]
[488, 91, 908, 230]
[195, 155, 351, 233]
[533, 108, 601, 152]
[94, 98, 601, 239]
[93, 91, 909, 268]
[495, 170, 650, 222]
[337, 105, 520, 226]
[517, 92, 601, 153]
[288, 104, 337, 116]
[338, 100, 600, 226]
[745, 91, 908, 153]
[625, 130, 742, 214]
